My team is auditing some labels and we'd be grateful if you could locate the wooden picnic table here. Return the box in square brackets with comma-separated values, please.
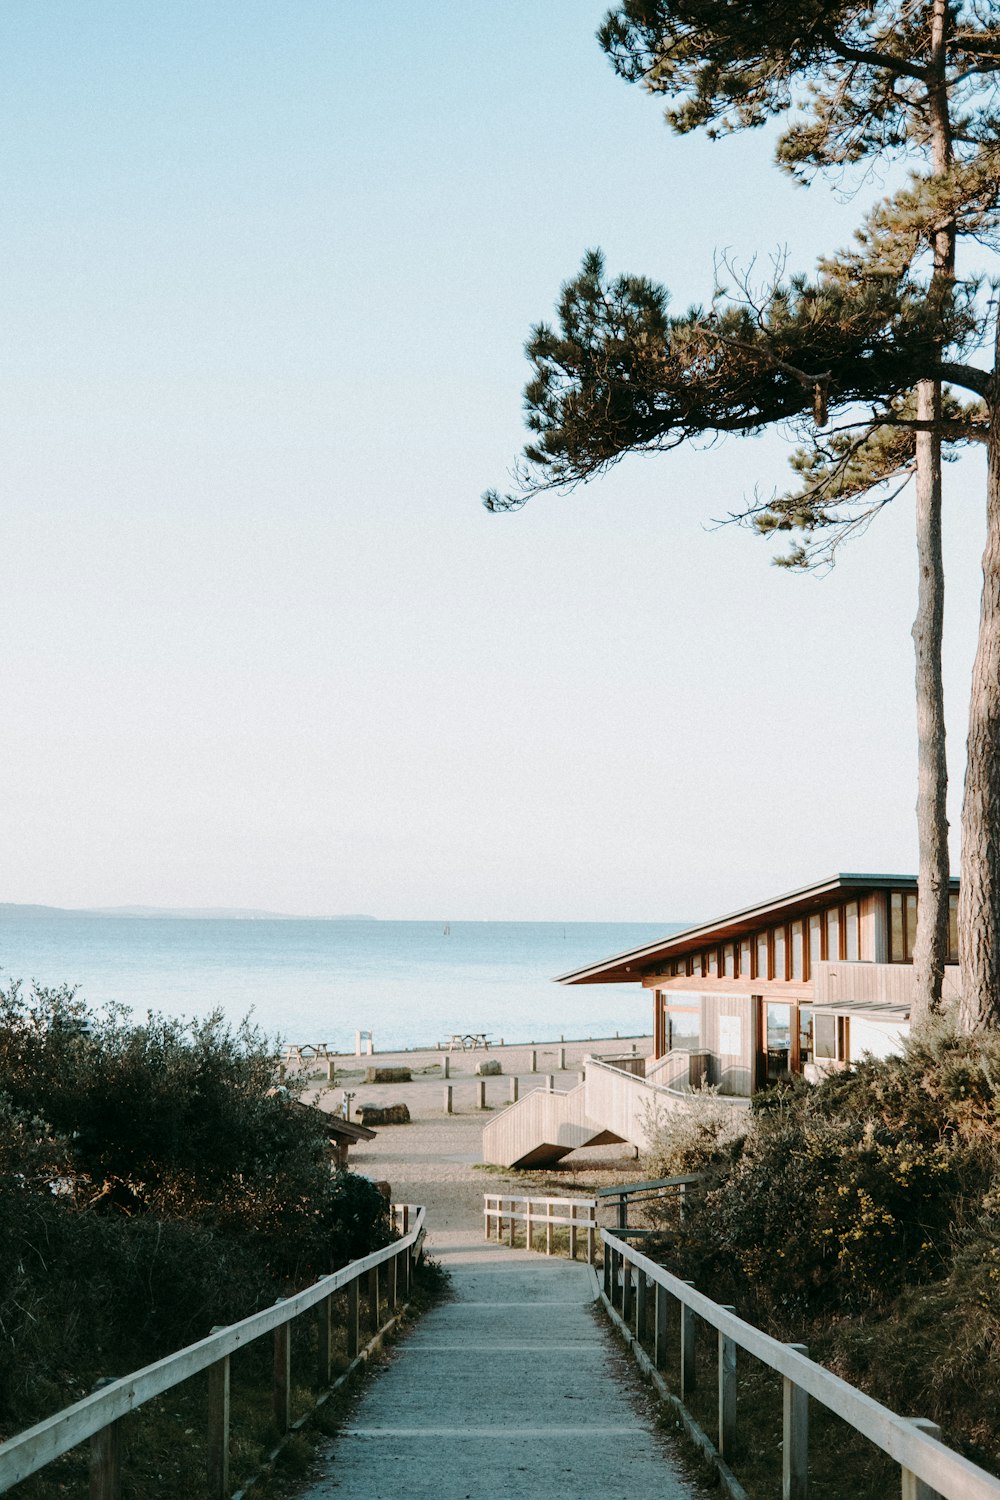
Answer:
[447, 1033, 490, 1052]
[282, 1043, 331, 1064]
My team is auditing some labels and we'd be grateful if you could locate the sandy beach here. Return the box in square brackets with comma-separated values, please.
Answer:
[291, 1033, 652, 1241]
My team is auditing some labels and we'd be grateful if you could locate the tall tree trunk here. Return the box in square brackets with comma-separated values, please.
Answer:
[959, 333, 1000, 1032]
[911, 0, 953, 1027]
[911, 381, 949, 1025]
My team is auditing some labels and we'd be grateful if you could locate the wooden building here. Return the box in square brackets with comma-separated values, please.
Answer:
[558, 874, 960, 1098]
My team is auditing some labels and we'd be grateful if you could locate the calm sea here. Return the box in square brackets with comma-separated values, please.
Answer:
[0, 916, 677, 1052]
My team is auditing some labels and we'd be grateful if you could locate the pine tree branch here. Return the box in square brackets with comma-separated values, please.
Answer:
[938, 361, 992, 395]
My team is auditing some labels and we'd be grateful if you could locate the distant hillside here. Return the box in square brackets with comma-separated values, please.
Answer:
[0, 903, 378, 922]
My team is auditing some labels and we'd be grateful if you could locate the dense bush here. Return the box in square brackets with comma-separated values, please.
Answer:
[0, 982, 391, 1433]
[643, 1020, 1000, 1467]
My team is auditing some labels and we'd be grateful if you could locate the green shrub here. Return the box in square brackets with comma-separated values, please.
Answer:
[0, 981, 391, 1433]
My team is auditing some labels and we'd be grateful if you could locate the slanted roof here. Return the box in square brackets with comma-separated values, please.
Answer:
[557, 872, 958, 986]
[293, 1100, 376, 1143]
[811, 1000, 911, 1023]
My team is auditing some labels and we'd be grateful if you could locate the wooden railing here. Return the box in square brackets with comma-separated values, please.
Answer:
[601, 1228, 1000, 1500]
[0, 1204, 426, 1500]
[483, 1194, 597, 1263]
[596, 1174, 701, 1231]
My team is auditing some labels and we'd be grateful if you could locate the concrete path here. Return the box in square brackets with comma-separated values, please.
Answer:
[298, 1231, 702, 1499]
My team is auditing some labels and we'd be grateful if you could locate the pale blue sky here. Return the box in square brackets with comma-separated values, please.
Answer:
[0, 1, 989, 921]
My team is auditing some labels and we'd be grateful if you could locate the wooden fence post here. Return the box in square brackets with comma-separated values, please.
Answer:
[484, 1196, 491, 1241]
[636, 1271, 649, 1346]
[402, 1205, 410, 1235]
[569, 1203, 578, 1261]
[654, 1283, 669, 1370]
[603, 1244, 612, 1299]
[443, 1054, 450, 1079]
[367, 1266, 380, 1332]
[718, 1306, 737, 1462]
[443, 1085, 453, 1114]
[508, 1200, 516, 1247]
[316, 1297, 332, 1387]
[89, 1381, 121, 1500]
[545, 1204, 554, 1255]
[622, 1259, 634, 1324]
[207, 1346, 230, 1500]
[783, 1344, 809, 1500]
[680, 1285, 697, 1400]
[587, 1219, 596, 1266]
[389, 1251, 399, 1313]
[273, 1316, 291, 1435]
[902, 1420, 944, 1500]
[347, 1278, 360, 1360]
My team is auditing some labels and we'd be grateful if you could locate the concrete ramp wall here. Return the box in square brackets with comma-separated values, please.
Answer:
[482, 1082, 616, 1169]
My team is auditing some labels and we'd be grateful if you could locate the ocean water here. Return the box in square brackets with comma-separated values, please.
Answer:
[0, 916, 676, 1052]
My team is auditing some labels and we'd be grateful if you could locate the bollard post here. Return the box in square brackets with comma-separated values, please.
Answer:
[477, 1079, 486, 1110]
[443, 1054, 450, 1079]
[326, 1058, 335, 1084]
[444, 1084, 453, 1114]
[783, 1345, 809, 1500]
[544, 1073, 555, 1091]
[558, 1046, 566, 1069]
[509, 1076, 519, 1103]
[530, 1049, 537, 1072]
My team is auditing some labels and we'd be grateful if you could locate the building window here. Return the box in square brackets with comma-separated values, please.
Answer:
[890, 891, 919, 961]
[826, 906, 841, 961]
[756, 931, 769, 980]
[799, 1006, 813, 1065]
[809, 914, 822, 968]
[707, 948, 719, 977]
[815, 1013, 849, 1061]
[668, 1008, 702, 1051]
[740, 937, 751, 977]
[791, 920, 804, 980]
[844, 901, 859, 961]
[773, 926, 787, 981]
[765, 1002, 792, 1080]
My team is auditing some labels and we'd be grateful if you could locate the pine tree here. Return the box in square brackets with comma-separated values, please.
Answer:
[485, 3, 1000, 1030]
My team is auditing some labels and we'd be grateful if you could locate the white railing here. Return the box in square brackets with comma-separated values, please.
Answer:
[601, 1228, 1000, 1500]
[484, 1193, 597, 1263]
[0, 1204, 427, 1500]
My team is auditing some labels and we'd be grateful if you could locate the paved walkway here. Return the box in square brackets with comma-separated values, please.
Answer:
[298, 1231, 701, 1499]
